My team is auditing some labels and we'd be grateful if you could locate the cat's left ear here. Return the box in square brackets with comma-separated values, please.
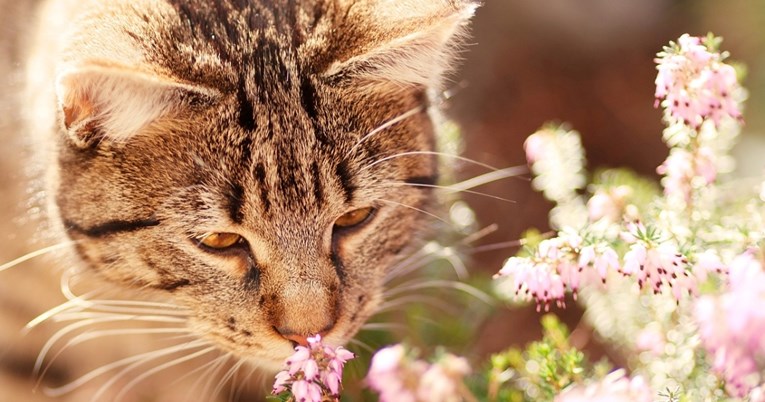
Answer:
[56, 63, 218, 147]
[323, 0, 478, 89]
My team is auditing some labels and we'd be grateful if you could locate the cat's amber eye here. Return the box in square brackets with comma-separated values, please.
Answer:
[334, 207, 374, 229]
[198, 232, 243, 249]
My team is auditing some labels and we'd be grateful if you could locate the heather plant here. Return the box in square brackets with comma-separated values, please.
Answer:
[270, 33, 764, 402]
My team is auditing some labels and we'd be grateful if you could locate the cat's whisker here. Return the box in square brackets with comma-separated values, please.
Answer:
[345, 105, 424, 159]
[112, 345, 218, 402]
[170, 351, 229, 390]
[65, 327, 192, 348]
[36, 326, 194, 390]
[66, 303, 190, 316]
[34, 314, 189, 379]
[50, 311, 187, 324]
[385, 225, 504, 283]
[385, 181, 517, 203]
[470, 238, 526, 253]
[389, 181, 516, 203]
[238, 364, 265, 402]
[33, 316, 187, 379]
[449, 165, 529, 191]
[360, 322, 407, 332]
[24, 295, 96, 331]
[361, 151, 500, 172]
[228, 362, 256, 402]
[60, 268, 87, 302]
[347, 337, 376, 355]
[459, 223, 499, 245]
[43, 339, 209, 397]
[174, 353, 230, 401]
[385, 242, 462, 283]
[0, 240, 77, 274]
[403, 247, 465, 281]
[438, 80, 469, 102]
[384, 242, 439, 283]
[374, 198, 450, 225]
[77, 298, 188, 310]
[200, 352, 235, 400]
[382, 279, 493, 305]
[375, 294, 456, 315]
[212, 358, 247, 401]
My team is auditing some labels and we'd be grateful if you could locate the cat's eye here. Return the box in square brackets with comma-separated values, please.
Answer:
[198, 232, 243, 249]
[334, 207, 375, 229]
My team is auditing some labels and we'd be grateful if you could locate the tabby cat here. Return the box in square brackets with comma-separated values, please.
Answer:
[1, 0, 476, 400]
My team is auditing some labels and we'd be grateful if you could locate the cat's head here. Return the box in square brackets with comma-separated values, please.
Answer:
[50, 0, 475, 368]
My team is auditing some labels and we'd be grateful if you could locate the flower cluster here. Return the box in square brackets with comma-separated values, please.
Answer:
[618, 221, 698, 300]
[655, 34, 742, 129]
[494, 230, 618, 311]
[524, 126, 588, 229]
[555, 372, 653, 402]
[695, 250, 765, 397]
[656, 146, 717, 202]
[272, 335, 355, 402]
[366, 345, 471, 402]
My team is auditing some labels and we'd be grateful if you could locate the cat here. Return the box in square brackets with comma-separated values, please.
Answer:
[1, 0, 477, 400]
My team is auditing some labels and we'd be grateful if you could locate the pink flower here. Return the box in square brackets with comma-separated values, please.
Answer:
[272, 334, 355, 401]
[617, 222, 697, 301]
[657, 146, 717, 201]
[366, 345, 471, 402]
[587, 186, 632, 223]
[655, 34, 742, 129]
[495, 231, 619, 311]
[367, 345, 419, 402]
[695, 250, 765, 397]
[555, 373, 653, 402]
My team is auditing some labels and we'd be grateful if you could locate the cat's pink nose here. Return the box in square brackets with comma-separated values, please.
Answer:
[275, 327, 332, 347]
[282, 333, 309, 347]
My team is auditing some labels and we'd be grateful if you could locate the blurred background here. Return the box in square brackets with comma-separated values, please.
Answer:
[445, 0, 765, 361]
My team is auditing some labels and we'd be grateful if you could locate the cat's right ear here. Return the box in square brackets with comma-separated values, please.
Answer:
[55, 64, 218, 147]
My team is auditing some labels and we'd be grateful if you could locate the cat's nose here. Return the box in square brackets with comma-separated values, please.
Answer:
[275, 327, 332, 347]
[281, 333, 309, 347]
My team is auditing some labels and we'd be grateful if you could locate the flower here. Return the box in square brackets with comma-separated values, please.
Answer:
[587, 186, 632, 223]
[272, 334, 355, 401]
[655, 34, 742, 129]
[617, 222, 696, 301]
[366, 345, 471, 402]
[555, 372, 653, 402]
[524, 126, 587, 204]
[494, 230, 619, 311]
[656, 146, 717, 202]
[695, 250, 765, 397]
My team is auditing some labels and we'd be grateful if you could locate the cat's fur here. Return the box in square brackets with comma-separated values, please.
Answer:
[2, 0, 476, 400]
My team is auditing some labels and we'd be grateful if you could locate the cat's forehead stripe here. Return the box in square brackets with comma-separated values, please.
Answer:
[253, 162, 271, 213]
[335, 160, 356, 204]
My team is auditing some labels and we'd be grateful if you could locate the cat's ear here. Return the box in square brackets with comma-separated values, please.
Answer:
[324, 0, 478, 89]
[56, 64, 217, 147]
